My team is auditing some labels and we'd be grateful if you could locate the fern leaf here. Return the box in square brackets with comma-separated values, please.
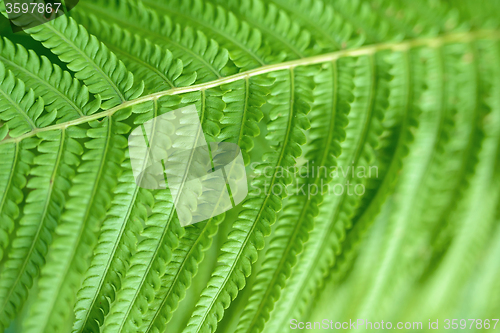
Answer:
[408, 101, 500, 319]
[235, 58, 353, 333]
[25, 15, 144, 110]
[266, 0, 364, 51]
[142, 213, 224, 333]
[219, 0, 309, 59]
[218, 76, 272, 163]
[353, 43, 493, 320]
[22, 117, 129, 333]
[418, 41, 492, 271]
[367, 0, 465, 38]
[0, 140, 32, 263]
[0, 63, 51, 137]
[140, 76, 270, 332]
[327, 48, 424, 288]
[101, 188, 182, 333]
[0, 3, 498, 329]
[183, 67, 314, 333]
[0, 37, 101, 121]
[72, 98, 172, 333]
[69, 11, 197, 93]
[0, 128, 82, 331]
[261, 52, 392, 331]
[101, 90, 228, 332]
[77, 0, 231, 82]
[71, 167, 154, 333]
[141, 0, 281, 71]
[322, 0, 395, 43]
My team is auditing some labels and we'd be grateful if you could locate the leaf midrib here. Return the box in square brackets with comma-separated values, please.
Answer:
[1, 30, 498, 146]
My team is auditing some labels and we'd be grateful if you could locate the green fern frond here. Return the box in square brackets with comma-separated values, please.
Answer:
[101, 188, 182, 333]
[0, 37, 101, 121]
[0, 63, 51, 137]
[0, 2, 499, 333]
[266, 0, 364, 51]
[22, 117, 129, 333]
[72, 167, 153, 333]
[140, 0, 279, 71]
[220, 0, 311, 59]
[76, 0, 232, 81]
[26, 15, 144, 109]
[0, 140, 31, 263]
[0, 128, 83, 332]
[69, 11, 198, 92]
[183, 67, 314, 333]
[236, 57, 353, 333]
[262, 52, 394, 329]
[142, 214, 223, 333]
